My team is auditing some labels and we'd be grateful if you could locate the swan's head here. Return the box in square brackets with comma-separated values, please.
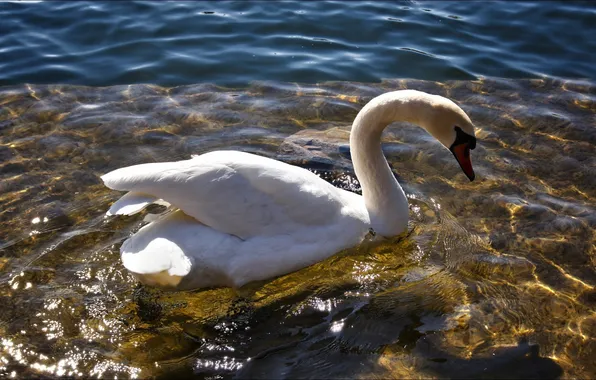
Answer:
[420, 95, 477, 181]
[353, 90, 477, 181]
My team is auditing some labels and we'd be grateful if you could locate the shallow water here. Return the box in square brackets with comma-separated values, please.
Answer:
[0, 77, 595, 379]
[1, 1, 595, 86]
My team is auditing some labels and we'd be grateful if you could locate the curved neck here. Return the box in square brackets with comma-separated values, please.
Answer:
[350, 91, 430, 237]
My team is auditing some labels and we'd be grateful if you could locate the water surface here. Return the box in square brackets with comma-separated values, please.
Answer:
[1, 1, 595, 86]
[0, 77, 594, 378]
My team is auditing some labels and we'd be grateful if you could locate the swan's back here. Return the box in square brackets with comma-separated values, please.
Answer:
[102, 151, 366, 240]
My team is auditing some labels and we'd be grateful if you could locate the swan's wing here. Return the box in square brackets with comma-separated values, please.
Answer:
[102, 151, 357, 239]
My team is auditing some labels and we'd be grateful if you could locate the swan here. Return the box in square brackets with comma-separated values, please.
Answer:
[102, 90, 477, 290]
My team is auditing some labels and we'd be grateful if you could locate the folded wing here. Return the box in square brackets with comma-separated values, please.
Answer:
[102, 151, 348, 240]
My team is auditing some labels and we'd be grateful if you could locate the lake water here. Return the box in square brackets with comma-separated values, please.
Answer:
[0, 1, 595, 379]
[1, 1, 595, 86]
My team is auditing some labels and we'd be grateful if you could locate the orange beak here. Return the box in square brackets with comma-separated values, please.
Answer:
[451, 143, 475, 181]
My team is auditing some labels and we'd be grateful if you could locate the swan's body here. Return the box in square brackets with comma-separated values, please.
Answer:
[103, 151, 371, 289]
[102, 90, 477, 290]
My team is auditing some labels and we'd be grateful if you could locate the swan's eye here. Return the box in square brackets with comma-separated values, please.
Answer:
[451, 126, 476, 181]
[452, 126, 476, 150]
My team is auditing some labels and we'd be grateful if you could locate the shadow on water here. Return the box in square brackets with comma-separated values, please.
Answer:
[0, 77, 593, 378]
[139, 261, 564, 380]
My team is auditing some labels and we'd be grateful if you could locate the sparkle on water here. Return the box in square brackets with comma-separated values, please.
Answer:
[0, 77, 594, 378]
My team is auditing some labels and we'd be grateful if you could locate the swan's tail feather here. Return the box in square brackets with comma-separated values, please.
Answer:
[106, 191, 170, 216]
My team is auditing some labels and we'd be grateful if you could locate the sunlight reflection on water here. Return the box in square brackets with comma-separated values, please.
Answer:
[0, 77, 594, 378]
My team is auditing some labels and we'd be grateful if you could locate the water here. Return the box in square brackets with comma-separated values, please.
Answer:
[0, 1, 595, 86]
[1, 78, 595, 378]
[1, 1, 596, 379]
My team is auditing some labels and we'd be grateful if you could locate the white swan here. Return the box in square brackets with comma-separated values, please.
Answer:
[102, 90, 477, 290]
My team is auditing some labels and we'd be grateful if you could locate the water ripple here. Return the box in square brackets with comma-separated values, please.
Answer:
[0, 1, 594, 86]
[0, 77, 594, 378]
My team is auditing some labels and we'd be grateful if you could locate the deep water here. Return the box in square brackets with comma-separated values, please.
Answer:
[0, 1, 595, 86]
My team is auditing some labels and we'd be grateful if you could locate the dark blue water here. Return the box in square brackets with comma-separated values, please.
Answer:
[1, 1, 595, 86]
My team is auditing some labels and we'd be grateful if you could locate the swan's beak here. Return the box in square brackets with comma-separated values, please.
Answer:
[451, 143, 475, 181]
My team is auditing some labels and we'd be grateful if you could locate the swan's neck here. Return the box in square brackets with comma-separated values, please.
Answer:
[350, 91, 430, 237]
